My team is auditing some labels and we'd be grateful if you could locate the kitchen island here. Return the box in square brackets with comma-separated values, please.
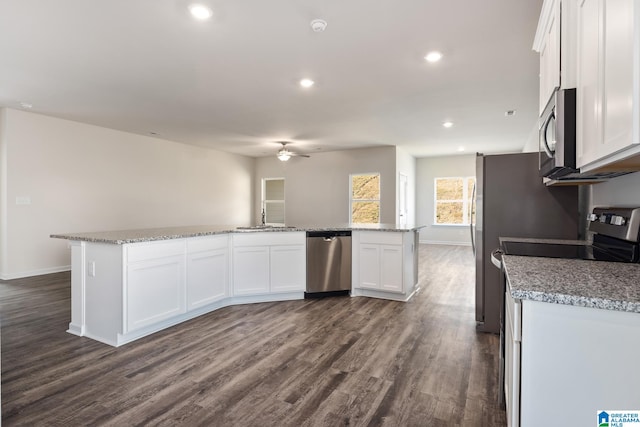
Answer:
[51, 224, 422, 347]
[501, 253, 640, 427]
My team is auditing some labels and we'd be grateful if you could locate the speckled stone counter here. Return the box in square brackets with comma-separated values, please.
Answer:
[51, 223, 425, 244]
[503, 254, 640, 313]
[500, 236, 590, 245]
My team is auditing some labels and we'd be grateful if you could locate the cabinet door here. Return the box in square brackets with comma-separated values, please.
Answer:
[602, 0, 636, 154]
[270, 245, 305, 292]
[576, 0, 603, 167]
[539, 0, 560, 114]
[358, 244, 380, 289]
[126, 255, 186, 332]
[379, 245, 403, 293]
[187, 248, 228, 309]
[233, 246, 270, 295]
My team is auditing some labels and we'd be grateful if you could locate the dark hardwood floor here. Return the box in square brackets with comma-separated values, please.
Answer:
[1, 244, 505, 426]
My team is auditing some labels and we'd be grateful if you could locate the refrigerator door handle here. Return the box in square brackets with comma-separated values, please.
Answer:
[470, 182, 476, 255]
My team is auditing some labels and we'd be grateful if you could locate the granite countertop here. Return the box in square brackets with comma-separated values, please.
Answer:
[51, 223, 425, 244]
[500, 236, 590, 245]
[503, 255, 640, 313]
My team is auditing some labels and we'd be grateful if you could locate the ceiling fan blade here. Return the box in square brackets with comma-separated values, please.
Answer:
[290, 153, 311, 158]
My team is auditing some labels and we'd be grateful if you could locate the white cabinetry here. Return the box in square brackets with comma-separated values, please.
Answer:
[232, 232, 306, 295]
[576, 0, 640, 171]
[270, 245, 306, 292]
[186, 235, 229, 310]
[535, 0, 561, 114]
[352, 231, 418, 301]
[504, 283, 521, 427]
[504, 282, 640, 426]
[125, 240, 186, 333]
[233, 246, 270, 295]
[534, 0, 576, 113]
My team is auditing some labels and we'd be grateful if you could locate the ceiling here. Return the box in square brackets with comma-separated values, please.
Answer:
[0, 0, 543, 158]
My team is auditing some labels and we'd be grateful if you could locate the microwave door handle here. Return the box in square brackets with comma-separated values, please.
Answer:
[541, 110, 555, 159]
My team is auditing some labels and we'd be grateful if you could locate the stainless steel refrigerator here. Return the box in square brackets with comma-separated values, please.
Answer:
[473, 152, 579, 334]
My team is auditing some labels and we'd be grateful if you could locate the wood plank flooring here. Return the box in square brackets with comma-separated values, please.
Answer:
[1, 244, 505, 426]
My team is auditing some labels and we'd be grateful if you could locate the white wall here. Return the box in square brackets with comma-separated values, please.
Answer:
[521, 121, 539, 153]
[396, 147, 417, 225]
[416, 154, 476, 245]
[255, 146, 398, 226]
[590, 172, 640, 207]
[0, 108, 254, 279]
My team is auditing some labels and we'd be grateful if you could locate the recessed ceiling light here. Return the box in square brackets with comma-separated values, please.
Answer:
[300, 78, 315, 88]
[425, 51, 443, 63]
[443, 121, 454, 128]
[19, 102, 33, 109]
[457, 146, 465, 152]
[188, 4, 213, 20]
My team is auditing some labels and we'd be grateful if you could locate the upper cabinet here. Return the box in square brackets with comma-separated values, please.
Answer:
[575, 0, 640, 172]
[533, 0, 577, 114]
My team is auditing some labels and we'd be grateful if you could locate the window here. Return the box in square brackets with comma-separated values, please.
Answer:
[262, 178, 285, 225]
[350, 173, 380, 223]
[434, 177, 475, 225]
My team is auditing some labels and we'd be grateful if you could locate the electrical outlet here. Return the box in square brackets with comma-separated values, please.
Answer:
[88, 261, 96, 277]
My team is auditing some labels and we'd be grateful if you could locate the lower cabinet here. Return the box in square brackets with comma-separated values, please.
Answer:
[505, 281, 640, 426]
[186, 235, 230, 310]
[233, 246, 270, 295]
[270, 245, 306, 292]
[232, 232, 306, 295]
[125, 241, 186, 333]
[504, 284, 521, 427]
[352, 231, 417, 301]
[358, 243, 403, 292]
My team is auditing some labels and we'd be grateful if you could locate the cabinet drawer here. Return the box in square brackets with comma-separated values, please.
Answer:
[358, 231, 403, 245]
[233, 231, 305, 247]
[127, 240, 185, 263]
[187, 235, 229, 253]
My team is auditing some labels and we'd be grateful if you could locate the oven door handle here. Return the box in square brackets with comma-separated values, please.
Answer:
[491, 248, 503, 269]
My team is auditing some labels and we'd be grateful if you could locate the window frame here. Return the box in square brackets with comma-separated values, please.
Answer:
[261, 177, 285, 226]
[433, 176, 475, 226]
[349, 172, 381, 224]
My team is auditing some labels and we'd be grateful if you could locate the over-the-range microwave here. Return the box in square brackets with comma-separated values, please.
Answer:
[539, 88, 577, 179]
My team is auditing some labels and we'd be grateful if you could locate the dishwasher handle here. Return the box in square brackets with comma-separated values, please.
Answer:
[323, 236, 336, 242]
[307, 230, 352, 238]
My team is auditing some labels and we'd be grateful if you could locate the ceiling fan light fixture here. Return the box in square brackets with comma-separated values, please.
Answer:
[277, 150, 291, 161]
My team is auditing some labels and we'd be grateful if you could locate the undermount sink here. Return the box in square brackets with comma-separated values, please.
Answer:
[235, 225, 297, 231]
[236, 225, 273, 230]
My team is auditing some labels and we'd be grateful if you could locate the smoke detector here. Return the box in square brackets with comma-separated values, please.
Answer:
[310, 19, 327, 32]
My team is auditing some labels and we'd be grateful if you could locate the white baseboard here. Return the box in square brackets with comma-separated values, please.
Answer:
[1, 265, 71, 280]
[419, 239, 472, 247]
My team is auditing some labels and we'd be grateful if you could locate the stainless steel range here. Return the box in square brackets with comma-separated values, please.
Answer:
[500, 207, 640, 262]
[494, 206, 640, 407]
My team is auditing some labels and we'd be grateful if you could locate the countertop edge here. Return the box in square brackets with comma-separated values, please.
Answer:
[50, 224, 425, 245]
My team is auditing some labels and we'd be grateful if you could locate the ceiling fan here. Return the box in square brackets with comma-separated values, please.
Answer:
[277, 142, 310, 161]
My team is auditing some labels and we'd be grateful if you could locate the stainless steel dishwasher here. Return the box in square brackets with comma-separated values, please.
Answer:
[306, 231, 352, 296]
